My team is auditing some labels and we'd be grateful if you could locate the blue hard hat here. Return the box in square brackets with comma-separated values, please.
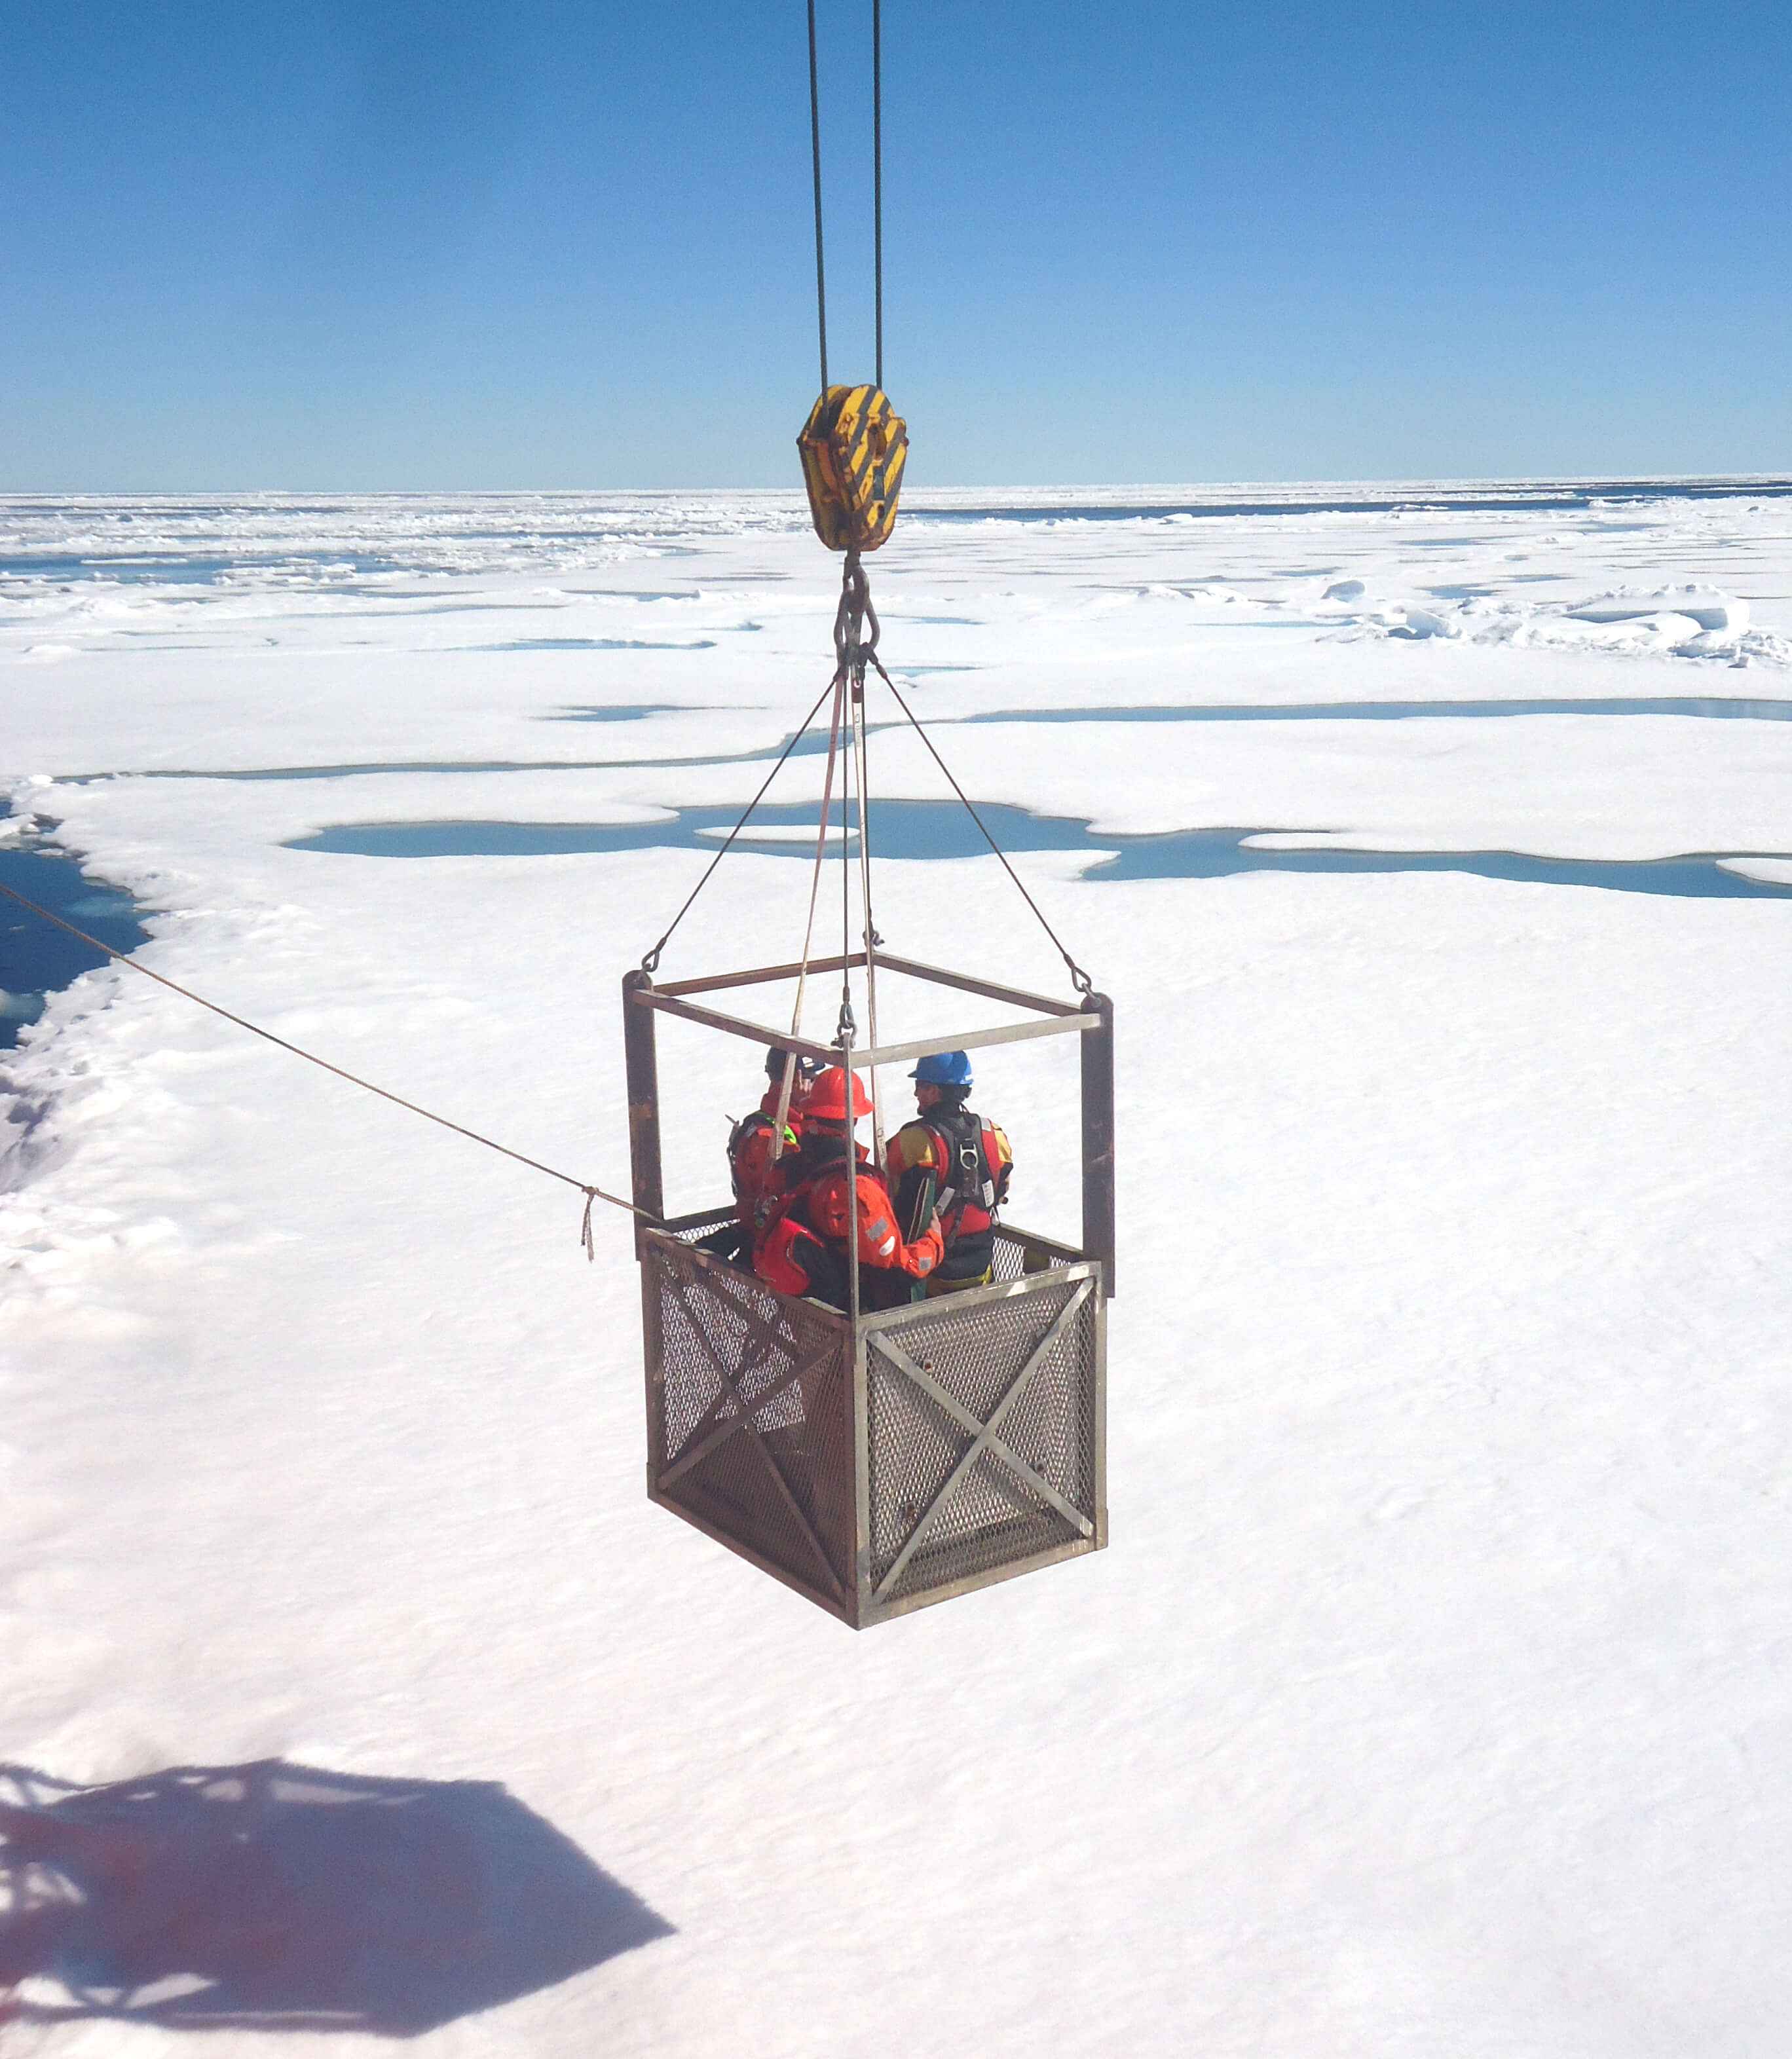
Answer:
[910, 1049, 973, 1087]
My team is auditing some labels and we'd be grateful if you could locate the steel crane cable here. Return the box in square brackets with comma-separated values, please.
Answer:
[807, 0, 829, 392]
[874, 0, 884, 390]
[806, 0, 884, 396]
[646, 3, 1096, 1000]
[802, 3, 1091, 1001]
[870, 655, 1098, 997]
[639, 671, 839, 974]
[791, 669, 848, 1035]
[850, 675, 886, 1162]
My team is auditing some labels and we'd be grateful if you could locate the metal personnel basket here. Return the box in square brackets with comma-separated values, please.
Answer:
[624, 952, 1113, 1628]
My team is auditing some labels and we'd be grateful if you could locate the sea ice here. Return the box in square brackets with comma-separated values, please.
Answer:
[4, 482, 1792, 2056]
[1567, 584, 1750, 634]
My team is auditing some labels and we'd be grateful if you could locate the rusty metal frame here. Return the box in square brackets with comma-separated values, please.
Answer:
[626, 950, 1112, 1628]
[865, 1276, 1096, 1600]
[658, 1262, 846, 1605]
[854, 1258, 1106, 1624]
[641, 1229, 857, 1622]
[641, 1228, 1105, 1629]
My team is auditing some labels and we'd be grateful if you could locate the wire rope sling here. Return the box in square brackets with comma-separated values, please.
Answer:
[622, 3, 1113, 1629]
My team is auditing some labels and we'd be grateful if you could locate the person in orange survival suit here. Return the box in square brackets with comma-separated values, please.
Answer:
[755, 1066, 943, 1312]
[699, 1047, 813, 1267]
[728, 1047, 816, 1228]
[885, 1049, 1013, 1296]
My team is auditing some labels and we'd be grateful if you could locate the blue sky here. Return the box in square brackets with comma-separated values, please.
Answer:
[4, 1, 1789, 489]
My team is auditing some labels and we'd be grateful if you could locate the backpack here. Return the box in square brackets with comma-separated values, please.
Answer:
[727, 1108, 798, 1225]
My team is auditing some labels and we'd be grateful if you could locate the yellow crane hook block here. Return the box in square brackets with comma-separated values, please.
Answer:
[797, 385, 908, 552]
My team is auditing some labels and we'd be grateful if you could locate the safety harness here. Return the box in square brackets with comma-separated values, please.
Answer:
[903, 1105, 1011, 1279]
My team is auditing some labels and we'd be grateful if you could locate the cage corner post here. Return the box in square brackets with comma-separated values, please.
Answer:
[622, 969, 664, 1249]
[1080, 991, 1115, 1299]
[624, 969, 666, 1501]
[849, 1319, 874, 1629]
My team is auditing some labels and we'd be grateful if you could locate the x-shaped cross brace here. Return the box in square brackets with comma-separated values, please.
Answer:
[657, 1257, 848, 1604]
[868, 1277, 1094, 1602]
[656, 1255, 828, 1489]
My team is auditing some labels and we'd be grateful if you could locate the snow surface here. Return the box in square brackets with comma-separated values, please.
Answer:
[5, 485, 1792, 2054]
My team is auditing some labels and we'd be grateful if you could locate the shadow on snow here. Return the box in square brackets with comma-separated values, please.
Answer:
[0, 1759, 670, 2035]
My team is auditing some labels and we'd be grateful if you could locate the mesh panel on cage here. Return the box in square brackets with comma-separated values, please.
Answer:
[865, 1347, 976, 1586]
[671, 1214, 734, 1244]
[651, 1249, 727, 1462]
[988, 1234, 1026, 1284]
[654, 1246, 837, 1460]
[675, 1436, 829, 1593]
[669, 1333, 855, 1599]
[650, 1240, 856, 1599]
[655, 1262, 760, 1457]
[690, 1261, 823, 1432]
[884, 1449, 1081, 1604]
[644, 1221, 1101, 1622]
[989, 1228, 1075, 1283]
[879, 1281, 1080, 1428]
[984, 1291, 1098, 1518]
[867, 1276, 1097, 1605]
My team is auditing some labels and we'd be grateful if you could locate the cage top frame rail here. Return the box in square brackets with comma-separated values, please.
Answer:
[622, 950, 1115, 1297]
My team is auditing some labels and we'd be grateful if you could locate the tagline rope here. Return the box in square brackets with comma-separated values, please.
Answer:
[0, 878, 650, 1258]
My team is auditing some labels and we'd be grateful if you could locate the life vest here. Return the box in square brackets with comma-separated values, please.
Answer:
[774, 1153, 901, 1259]
[755, 1140, 941, 1308]
[727, 1103, 799, 1229]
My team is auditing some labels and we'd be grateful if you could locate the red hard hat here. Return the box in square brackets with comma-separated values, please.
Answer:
[805, 1066, 872, 1121]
